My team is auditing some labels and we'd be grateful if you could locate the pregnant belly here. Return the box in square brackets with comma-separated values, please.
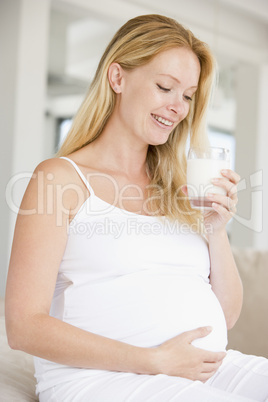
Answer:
[156, 276, 228, 352]
[64, 272, 227, 353]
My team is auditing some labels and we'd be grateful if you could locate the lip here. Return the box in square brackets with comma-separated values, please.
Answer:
[151, 113, 175, 128]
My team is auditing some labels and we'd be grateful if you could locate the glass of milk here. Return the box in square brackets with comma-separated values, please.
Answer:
[187, 147, 230, 209]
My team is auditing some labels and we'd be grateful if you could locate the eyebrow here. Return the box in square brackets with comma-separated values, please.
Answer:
[157, 73, 198, 89]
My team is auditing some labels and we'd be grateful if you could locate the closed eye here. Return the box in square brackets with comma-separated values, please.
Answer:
[157, 84, 170, 92]
[184, 95, 193, 101]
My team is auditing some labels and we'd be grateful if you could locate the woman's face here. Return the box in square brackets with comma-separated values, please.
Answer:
[115, 47, 201, 147]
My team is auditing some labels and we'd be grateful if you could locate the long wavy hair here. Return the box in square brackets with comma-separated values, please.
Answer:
[57, 14, 215, 226]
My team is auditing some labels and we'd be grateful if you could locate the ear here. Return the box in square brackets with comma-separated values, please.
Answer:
[108, 63, 124, 93]
[181, 185, 188, 196]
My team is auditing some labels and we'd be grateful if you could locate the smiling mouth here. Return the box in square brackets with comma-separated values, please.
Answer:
[151, 114, 173, 127]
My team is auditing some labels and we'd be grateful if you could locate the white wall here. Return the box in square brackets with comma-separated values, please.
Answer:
[0, 0, 21, 297]
[0, 0, 51, 297]
[254, 64, 268, 249]
[231, 65, 261, 247]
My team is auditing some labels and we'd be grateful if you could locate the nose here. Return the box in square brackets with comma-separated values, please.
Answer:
[167, 95, 187, 117]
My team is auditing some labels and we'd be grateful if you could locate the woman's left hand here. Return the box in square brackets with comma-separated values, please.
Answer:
[202, 169, 240, 234]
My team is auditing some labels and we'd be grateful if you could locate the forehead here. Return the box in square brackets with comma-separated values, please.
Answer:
[143, 47, 200, 83]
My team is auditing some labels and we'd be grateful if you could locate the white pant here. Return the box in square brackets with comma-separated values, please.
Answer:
[39, 350, 268, 402]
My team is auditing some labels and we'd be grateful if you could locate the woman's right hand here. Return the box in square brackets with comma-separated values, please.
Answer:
[151, 327, 226, 382]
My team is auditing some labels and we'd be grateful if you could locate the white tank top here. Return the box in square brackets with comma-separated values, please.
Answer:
[34, 157, 227, 393]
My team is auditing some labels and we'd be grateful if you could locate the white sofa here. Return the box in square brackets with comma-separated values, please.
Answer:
[228, 247, 268, 358]
[0, 301, 37, 401]
[0, 247, 267, 401]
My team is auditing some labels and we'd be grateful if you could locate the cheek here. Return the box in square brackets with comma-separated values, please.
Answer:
[127, 86, 151, 111]
[180, 103, 190, 121]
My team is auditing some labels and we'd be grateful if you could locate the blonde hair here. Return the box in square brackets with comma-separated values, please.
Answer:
[57, 14, 215, 226]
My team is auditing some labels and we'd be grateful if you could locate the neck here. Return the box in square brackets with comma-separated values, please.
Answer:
[89, 115, 149, 179]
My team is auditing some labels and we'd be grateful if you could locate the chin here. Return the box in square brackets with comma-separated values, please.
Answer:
[148, 136, 170, 146]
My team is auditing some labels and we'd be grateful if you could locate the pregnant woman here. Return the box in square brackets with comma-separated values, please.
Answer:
[5, 14, 268, 401]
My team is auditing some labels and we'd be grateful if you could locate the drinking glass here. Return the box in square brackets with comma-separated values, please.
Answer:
[187, 147, 230, 209]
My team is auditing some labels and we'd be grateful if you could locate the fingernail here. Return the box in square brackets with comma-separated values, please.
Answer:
[211, 178, 219, 183]
[207, 193, 214, 198]
[206, 326, 213, 332]
[221, 169, 228, 174]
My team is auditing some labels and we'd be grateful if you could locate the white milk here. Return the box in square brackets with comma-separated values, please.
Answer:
[187, 158, 230, 209]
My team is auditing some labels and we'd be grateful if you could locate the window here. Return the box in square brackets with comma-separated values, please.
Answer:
[208, 127, 236, 171]
[56, 118, 72, 151]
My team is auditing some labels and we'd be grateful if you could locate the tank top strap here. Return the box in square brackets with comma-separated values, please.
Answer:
[60, 156, 95, 196]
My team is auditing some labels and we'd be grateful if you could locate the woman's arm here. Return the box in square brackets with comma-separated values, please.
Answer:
[5, 158, 154, 373]
[207, 229, 243, 329]
[204, 169, 243, 329]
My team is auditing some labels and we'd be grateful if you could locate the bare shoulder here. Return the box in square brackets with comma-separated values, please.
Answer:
[20, 157, 89, 217]
[33, 157, 77, 185]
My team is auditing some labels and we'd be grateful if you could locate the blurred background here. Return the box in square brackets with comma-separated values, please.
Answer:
[1, 0, 268, 298]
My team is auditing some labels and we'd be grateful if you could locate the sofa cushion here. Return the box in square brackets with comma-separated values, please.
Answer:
[228, 248, 268, 358]
[0, 316, 37, 401]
